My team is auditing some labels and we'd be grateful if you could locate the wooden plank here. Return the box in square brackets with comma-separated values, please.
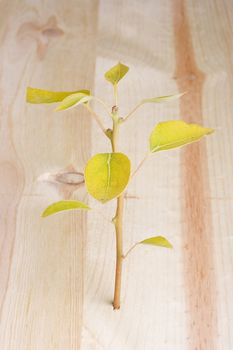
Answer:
[0, 0, 233, 349]
[0, 1, 98, 349]
[83, 0, 233, 349]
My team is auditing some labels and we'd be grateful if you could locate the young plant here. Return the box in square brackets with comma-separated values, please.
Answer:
[26, 62, 214, 310]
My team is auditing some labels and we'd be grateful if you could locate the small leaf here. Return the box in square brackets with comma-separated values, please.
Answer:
[26, 87, 90, 104]
[85, 153, 131, 203]
[104, 62, 129, 85]
[55, 92, 92, 111]
[150, 120, 214, 153]
[42, 200, 90, 217]
[140, 236, 173, 248]
[142, 92, 185, 104]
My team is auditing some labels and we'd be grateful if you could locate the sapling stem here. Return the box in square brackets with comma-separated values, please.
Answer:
[112, 193, 124, 309]
[111, 89, 124, 310]
[111, 118, 119, 152]
[112, 148, 150, 306]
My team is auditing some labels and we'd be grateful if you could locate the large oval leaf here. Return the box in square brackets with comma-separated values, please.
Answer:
[55, 92, 92, 111]
[42, 200, 90, 217]
[142, 92, 185, 104]
[150, 120, 214, 153]
[26, 87, 90, 104]
[85, 153, 131, 203]
[140, 236, 173, 248]
[104, 62, 129, 85]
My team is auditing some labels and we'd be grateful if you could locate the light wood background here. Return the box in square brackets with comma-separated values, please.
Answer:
[0, 0, 232, 349]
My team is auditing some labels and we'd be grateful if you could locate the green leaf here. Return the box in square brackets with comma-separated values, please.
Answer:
[104, 62, 129, 85]
[26, 87, 90, 104]
[41, 200, 90, 217]
[142, 92, 185, 104]
[55, 92, 92, 111]
[140, 236, 173, 248]
[84, 153, 131, 203]
[150, 120, 214, 153]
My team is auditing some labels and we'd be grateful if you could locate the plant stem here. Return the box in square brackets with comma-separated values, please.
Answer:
[112, 194, 124, 309]
[110, 93, 124, 309]
[111, 118, 119, 152]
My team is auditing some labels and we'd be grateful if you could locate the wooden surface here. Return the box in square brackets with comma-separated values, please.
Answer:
[0, 0, 232, 349]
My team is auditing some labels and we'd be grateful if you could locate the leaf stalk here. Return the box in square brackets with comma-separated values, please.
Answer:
[131, 152, 151, 179]
[123, 242, 139, 259]
[85, 104, 107, 136]
[123, 102, 142, 123]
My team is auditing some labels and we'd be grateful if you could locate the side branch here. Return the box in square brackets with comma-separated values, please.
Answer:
[85, 104, 107, 136]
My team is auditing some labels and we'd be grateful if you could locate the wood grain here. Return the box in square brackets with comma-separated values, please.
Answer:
[0, 0, 233, 349]
[173, 0, 217, 348]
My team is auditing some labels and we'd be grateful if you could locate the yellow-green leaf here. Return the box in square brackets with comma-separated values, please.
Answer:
[140, 236, 173, 248]
[42, 200, 90, 217]
[55, 92, 92, 111]
[84, 153, 131, 203]
[26, 87, 90, 104]
[150, 120, 214, 153]
[104, 62, 129, 85]
[142, 92, 185, 104]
